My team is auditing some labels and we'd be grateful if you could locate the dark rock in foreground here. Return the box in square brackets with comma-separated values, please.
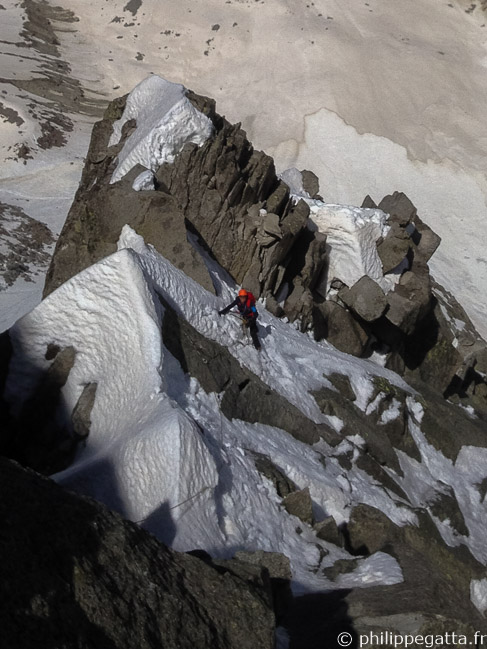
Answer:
[0, 456, 275, 649]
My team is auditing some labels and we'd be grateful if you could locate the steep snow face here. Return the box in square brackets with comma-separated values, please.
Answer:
[6, 246, 223, 544]
[109, 76, 214, 183]
[307, 202, 393, 293]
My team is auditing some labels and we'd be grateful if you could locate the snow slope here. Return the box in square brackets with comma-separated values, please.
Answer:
[5, 224, 487, 596]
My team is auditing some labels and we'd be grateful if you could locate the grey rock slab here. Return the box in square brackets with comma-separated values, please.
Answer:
[339, 275, 388, 322]
[378, 191, 417, 226]
[282, 487, 314, 525]
[377, 222, 411, 274]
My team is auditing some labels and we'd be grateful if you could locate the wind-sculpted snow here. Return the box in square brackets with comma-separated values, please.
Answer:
[6, 221, 487, 603]
[108, 76, 214, 183]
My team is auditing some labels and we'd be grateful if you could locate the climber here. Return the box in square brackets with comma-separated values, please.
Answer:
[218, 289, 261, 350]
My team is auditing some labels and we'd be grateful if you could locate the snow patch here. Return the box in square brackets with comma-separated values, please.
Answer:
[109, 76, 214, 183]
[306, 203, 393, 294]
[471, 578, 487, 616]
[336, 552, 403, 589]
[132, 169, 155, 191]
[380, 399, 402, 424]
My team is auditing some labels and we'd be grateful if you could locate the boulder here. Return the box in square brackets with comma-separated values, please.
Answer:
[346, 503, 398, 555]
[282, 487, 314, 525]
[385, 269, 432, 335]
[378, 191, 417, 226]
[377, 222, 411, 274]
[338, 275, 388, 322]
[314, 516, 343, 547]
[313, 301, 370, 356]
[300, 169, 320, 199]
[234, 551, 292, 582]
[327, 373, 357, 402]
[411, 214, 441, 263]
[361, 195, 378, 209]
[252, 452, 297, 498]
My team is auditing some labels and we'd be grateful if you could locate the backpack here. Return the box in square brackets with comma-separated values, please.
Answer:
[246, 292, 258, 316]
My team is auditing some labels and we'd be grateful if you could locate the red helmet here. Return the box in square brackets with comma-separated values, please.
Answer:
[238, 289, 248, 297]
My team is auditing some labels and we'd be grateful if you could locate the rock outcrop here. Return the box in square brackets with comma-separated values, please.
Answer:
[0, 341, 97, 474]
[43, 90, 325, 331]
[1, 456, 275, 649]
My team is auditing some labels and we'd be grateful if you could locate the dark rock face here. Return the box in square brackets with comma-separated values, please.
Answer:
[0, 457, 275, 649]
[43, 99, 215, 296]
[341, 504, 487, 636]
[1, 344, 84, 474]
